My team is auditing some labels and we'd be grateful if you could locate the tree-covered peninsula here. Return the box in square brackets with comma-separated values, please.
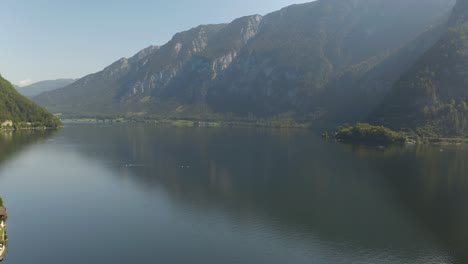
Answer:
[335, 123, 408, 145]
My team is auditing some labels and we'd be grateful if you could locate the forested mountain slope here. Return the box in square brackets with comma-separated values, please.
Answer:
[0, 74, 61, 128]
[373, 0, 468, 136]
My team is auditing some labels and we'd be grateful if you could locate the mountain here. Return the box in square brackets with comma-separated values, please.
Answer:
[0, 74, 61, 128]
[35, 0, 455, 122]
[207, 0, 453, 117]
[18, 79, 75, 98]
[372, 0, 468, 137]
[319, 12, 453, 125]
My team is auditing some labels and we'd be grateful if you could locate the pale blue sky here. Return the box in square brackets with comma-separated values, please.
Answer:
[1, 0, 310, 86]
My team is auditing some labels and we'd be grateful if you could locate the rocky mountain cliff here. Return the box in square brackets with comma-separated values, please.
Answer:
[35, 0, 455, 122]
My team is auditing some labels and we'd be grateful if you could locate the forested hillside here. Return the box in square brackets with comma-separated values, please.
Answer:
[373, 0, 468, 136]
[0, 74, 61, 129]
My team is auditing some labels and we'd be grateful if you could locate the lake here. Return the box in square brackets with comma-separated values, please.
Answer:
[0, 124, 467, 264]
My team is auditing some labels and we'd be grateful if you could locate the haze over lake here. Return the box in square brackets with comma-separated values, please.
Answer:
[0, 124, 467, 264]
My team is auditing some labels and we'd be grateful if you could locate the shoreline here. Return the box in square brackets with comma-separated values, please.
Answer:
[60, 118, 311, 129]
[0, 126, 62, 132]
[3, 119, 466, 146]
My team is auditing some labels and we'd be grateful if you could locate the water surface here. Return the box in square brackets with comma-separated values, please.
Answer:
[0, 124, 467, 264]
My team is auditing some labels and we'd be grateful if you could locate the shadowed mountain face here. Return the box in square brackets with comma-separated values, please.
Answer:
[34, 0, 454, 121]
[17, 79, 75, 98]
[372, 0, 468, 136]
[0, 130, 55, 168]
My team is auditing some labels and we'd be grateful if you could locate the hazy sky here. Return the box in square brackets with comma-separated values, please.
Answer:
[1, 0, 310, 86]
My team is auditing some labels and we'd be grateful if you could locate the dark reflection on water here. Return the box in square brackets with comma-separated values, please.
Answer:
[0, 130, 55, 262]
[345, 144, 468, 263]
[0, 124, 467, 263]
[0, 130, 56, 164]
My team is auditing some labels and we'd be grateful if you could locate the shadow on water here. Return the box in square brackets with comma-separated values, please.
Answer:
[342, 144, 468, 264]
[0, 130, 57, 165]
[0, 129, 56, 262]
[62, 124, 468, 263]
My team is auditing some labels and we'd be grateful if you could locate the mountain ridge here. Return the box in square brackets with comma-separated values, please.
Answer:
[18, 78, 76, 98]
[34, 0, 456, 126]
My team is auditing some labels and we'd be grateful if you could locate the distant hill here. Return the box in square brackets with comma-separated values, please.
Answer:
[372, 0, 468, 137]
[34, 0, 454, 122]
[18, 79, 75, 98]
[0, 74, 61, 128]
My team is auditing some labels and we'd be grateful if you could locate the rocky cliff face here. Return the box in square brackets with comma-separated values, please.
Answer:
[209, 0, 455, 115]
[130, 16, 264, 102]
[34, 0, 455, 120]
[35, 15, 265, 116]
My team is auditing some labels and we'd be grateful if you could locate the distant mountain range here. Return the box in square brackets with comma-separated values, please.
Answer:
[33, 0, 468, 136]
[0, 75, 61, 128]
[17, 79, 75, 98]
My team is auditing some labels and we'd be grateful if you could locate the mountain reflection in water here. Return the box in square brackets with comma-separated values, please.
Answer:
[0, 124, 467, 264]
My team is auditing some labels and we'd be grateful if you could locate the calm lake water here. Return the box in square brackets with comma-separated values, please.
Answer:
[0, 124, 467, 264]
